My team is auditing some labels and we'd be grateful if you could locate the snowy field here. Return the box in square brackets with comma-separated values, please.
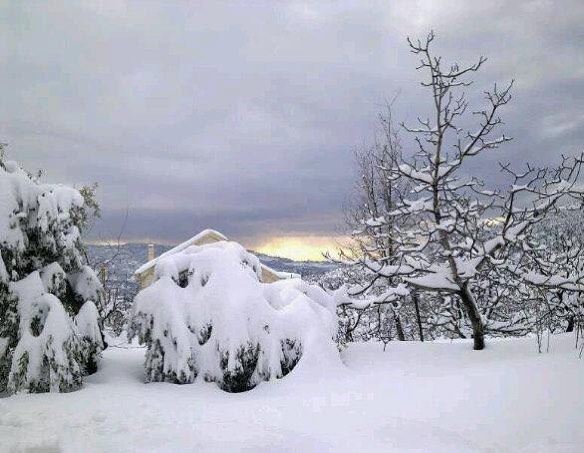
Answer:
[1, 335, 583, 453]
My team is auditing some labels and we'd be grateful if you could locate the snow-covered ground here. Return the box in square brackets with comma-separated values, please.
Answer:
[1, 335, 583, 452]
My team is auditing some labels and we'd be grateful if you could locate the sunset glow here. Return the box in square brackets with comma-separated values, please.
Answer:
[253, 235, 350, 261]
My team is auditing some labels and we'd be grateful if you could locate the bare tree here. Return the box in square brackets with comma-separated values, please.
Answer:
[339, 99, 428, 343]
[526, 210, 584, 335]
[345, 32, 584, 350]
[90, 207, 134, 336]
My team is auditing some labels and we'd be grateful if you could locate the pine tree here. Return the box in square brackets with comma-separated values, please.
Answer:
[0, 147, 104, 393]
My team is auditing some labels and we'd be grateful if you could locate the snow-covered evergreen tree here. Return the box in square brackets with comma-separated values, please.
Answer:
[0, 148, 104, 393]
[128, 241, 339, 392]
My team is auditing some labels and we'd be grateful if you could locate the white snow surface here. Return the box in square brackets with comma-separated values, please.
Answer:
[1, 334, 583, 452]
[68, 265, 103, 303]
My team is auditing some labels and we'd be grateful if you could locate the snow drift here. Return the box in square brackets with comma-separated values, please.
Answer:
[128, 241, 340, 392]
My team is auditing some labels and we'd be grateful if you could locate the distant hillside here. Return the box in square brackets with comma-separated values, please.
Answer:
[253, 252, 338, 279]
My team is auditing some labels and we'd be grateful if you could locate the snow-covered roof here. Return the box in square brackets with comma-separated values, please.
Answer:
[134, 229, 291, 280]
[135, 229, 227, 275]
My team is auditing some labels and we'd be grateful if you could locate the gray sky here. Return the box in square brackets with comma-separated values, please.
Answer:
[1, 1, 583, 255]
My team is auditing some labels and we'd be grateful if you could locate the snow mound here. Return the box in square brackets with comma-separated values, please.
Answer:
[129, 241, 340, 392]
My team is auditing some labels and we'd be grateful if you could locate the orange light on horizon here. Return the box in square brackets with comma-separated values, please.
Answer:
[252, 235, 350, 261]
[85, 234, 353, 262]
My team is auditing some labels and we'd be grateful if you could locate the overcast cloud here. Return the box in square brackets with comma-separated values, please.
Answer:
[1, 0, 583, 247]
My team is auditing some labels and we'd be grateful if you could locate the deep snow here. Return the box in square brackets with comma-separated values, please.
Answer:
[1, 335, 583, 452]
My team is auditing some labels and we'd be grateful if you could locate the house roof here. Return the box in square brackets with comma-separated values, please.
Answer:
[134, 229, 293, 280]
[134, 229, 227, 275]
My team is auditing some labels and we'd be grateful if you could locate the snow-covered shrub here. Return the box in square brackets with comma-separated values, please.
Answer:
[128, 241, 339, 392]
[0, 155, 104, 393]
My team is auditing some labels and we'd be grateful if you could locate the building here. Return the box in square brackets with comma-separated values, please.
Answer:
[134, 229, 297, 290]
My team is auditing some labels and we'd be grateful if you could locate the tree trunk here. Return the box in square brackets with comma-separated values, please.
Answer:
[394, 312, 406, 341]
[566, 315, 575, 333]
[412, 291, 424, 342]
[458, 285, 485, 350]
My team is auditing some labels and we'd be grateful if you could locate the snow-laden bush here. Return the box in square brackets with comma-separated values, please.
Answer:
[128, 241, 339, 392]
[0, 156, 104, 393]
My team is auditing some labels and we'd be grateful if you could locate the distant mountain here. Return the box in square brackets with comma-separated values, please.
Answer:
[254, 252, 337, 279]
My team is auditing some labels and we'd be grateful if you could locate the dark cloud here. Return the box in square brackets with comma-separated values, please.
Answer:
[1, 0, 583, 244]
